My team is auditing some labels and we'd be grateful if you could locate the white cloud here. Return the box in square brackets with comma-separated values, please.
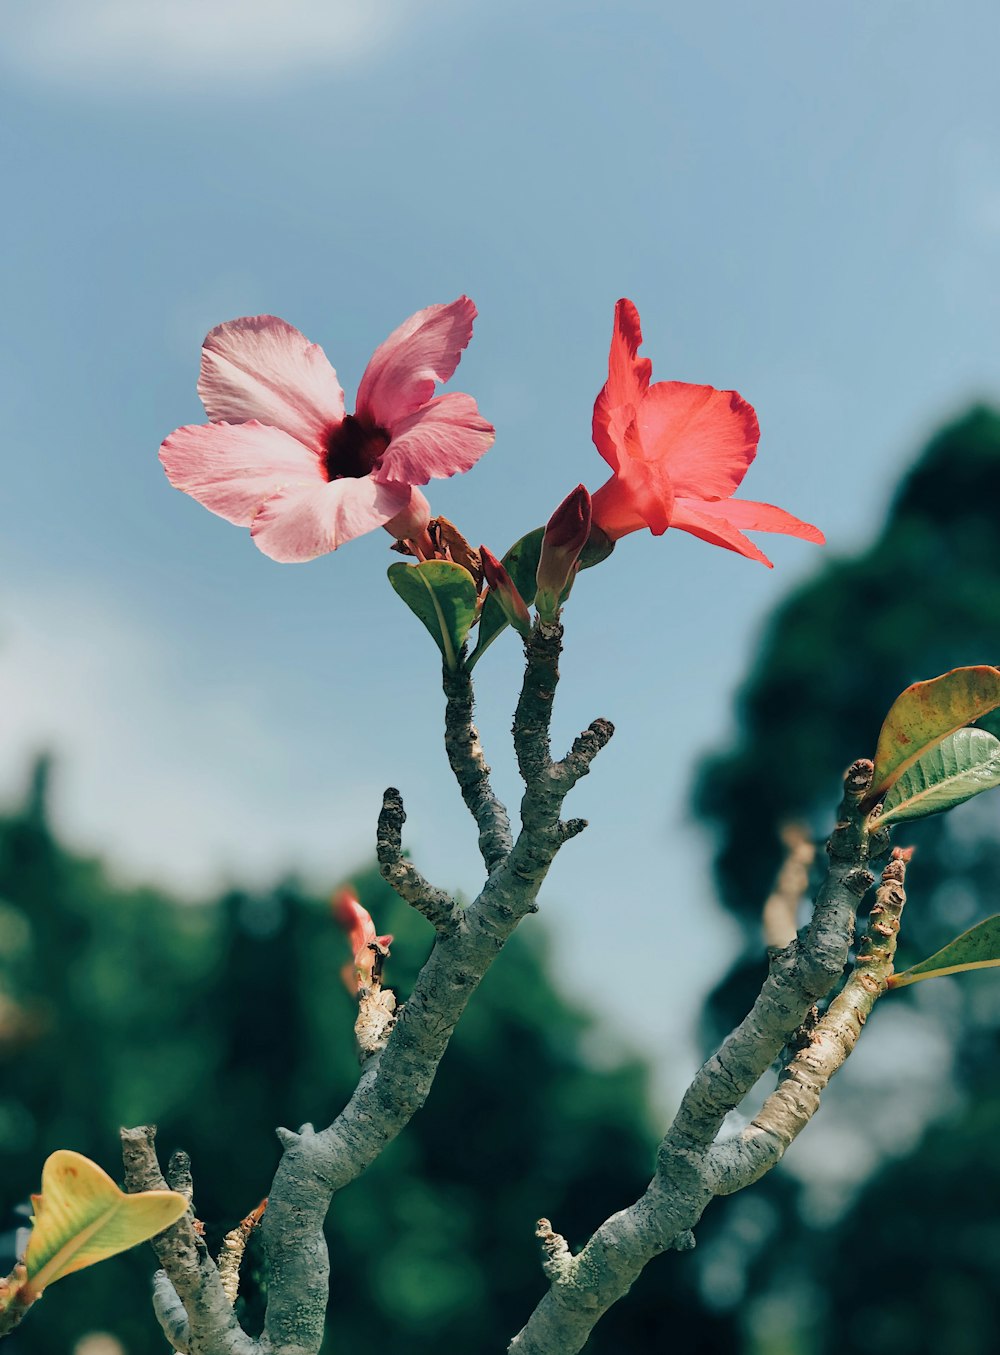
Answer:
[2, 0, 418, 91]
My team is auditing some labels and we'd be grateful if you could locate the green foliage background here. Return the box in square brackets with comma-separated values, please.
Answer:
[0, 761, 734, 1353]
[695, 407, 1000, 1355]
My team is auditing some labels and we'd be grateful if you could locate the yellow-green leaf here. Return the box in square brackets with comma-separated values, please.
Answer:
[889, 915, 1000, 989]
[23, 1151, 187, 1296]
[387, 561, 479, 671]
[875, 727, 1000, 827]
[866, 666, 1000, 807]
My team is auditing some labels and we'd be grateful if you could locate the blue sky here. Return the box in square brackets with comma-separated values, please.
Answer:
[2, 0, 999, 1108]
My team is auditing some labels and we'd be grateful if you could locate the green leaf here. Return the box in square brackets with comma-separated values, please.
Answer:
[889, 915, 1000, 989]
[875, 727, 1000, 827]
[23, 1151, 187, 1297]
[388, 561, 479, 671]
[866, 666, 1000, 806]
[467, 527, 614, 669]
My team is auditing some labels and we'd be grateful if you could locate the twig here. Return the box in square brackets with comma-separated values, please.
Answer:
[762, 823, 815, 949]
[255, 619, 611, 1355]
[120, 1127, 256, 1355]
[507, 760, 881, 1355]
[376, 788, 459, 932]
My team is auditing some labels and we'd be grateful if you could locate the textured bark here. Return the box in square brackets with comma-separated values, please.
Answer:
[121, 1127, 256, 1355]
[508, 760, 893, 1355]
[128, 625, 611, 1354]
[120, 626, 910, 1355]
[443, 661, 513, 873]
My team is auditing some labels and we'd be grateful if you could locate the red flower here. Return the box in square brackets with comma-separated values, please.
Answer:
[331, 887, 392, 994]
[589, 300, 824, 567]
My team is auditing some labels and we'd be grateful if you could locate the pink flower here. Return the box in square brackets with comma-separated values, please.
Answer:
[160, 298, 494, 562]
[331, 887, 393, 994]
[589, 300, 824, 567]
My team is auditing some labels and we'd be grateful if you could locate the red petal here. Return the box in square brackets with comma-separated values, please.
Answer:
[693, 497, 825, 544]
[637, 381, 759, 500]
[591, 298, 653, 471]
[669, 499, 774, 566]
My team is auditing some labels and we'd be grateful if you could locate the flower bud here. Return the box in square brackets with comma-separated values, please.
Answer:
[535, 485, 592, 621]
[480, 546, 533, 638]
[332, 887, 393, 993]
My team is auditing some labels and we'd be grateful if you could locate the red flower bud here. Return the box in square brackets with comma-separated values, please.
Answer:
[480, 546, 533, 638]
[535, 485, 592, 621]
[331, 887, 393, 994]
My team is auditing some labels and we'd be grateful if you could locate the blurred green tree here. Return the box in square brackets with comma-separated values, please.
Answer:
[0, 758, 735, 1353]
[692, 406, 1000, 1354]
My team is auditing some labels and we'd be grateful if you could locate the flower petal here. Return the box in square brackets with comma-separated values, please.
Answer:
[198, 315, 345, 454]
[374, 393, 494, 485]
[590, 420, 674, 539]
[160, 420, 324, 525]
[249, 477, 409, 562]
[592, 298, 653, 471]
[669, 498, 775, 566]
[355, 298, 478, 429]
[636, 381, 759, 499]
[693, 497, 825, 544]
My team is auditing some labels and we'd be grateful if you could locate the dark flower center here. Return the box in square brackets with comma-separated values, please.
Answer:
[324, 415, 390, 481]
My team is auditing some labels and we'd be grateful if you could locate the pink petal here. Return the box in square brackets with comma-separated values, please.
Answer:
[669, 498, 775, 566]
[198, 315, 345, 454]
[355, 297, 478, 429]
[592, 298, 653, 472]
[374, 393, 494, 486]
[249, 476, 409, 562]
[692, 497, 825, 544]
[160, 420, 324, 525]
[636, 381, 759, 499]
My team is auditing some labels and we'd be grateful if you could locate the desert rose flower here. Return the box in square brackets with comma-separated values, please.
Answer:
[160, 298, 494, 562]
[331, 887, 393, 994]
[589, 299, 823, 567]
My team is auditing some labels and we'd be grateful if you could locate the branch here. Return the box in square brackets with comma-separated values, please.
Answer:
[376, 787, 459, 932]
[762, 823, 815, 949]
[508, 759, 882, 1355]
[255, 619, 612, 1355]
[443, 662, 513, 873]
[120, 1127, 257, 1355]
[713, 846, 911, 1193]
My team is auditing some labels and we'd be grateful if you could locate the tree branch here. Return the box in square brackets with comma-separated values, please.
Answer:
[443, 661, 513, 873]
[376, 787, 459, 932]
[121, 1126, 257, 1355]
[253, 624, 612, 1355]
[508, 759, 884, 1355]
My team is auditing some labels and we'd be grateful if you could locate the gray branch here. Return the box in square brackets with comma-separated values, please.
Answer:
[176, 622, 609, 1355]
[443, 661, 513, 873]
[376, 786, 459, 932]
[120, 1127, 257, 1355]
[508, 759, 885, 1355]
